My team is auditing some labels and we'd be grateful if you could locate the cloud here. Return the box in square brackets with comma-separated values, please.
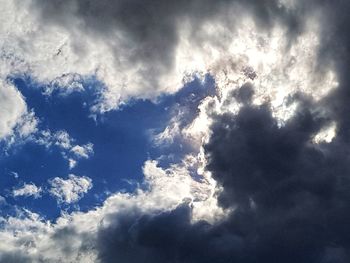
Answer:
[0, 80, 37, 142]
[49, 174, 93, 204]
[2, 0, 350, 262]
[70, 143, 94, 159]
[0, 0, 315, 113]
[0, 196, 6, 205]
[91, 85, 350, 263]
[0, 158, 220, 262]
[1, 90, 350, 263]
[12, 183, 42, 199]
[36, 130, 94, 169]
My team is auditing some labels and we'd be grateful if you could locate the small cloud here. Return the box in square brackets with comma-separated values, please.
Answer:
[0, 195, 7, 205]
[68, 158, 77, 169]
[9, 171, 19, 179]
[54, 130, 72, 150]
[70, 143, 94, 159]
[13, 183, 42, 199]
[49, 174, 93, 204]
[313, 122, 337, 144]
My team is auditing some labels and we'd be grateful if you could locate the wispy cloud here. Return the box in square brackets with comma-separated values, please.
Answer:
[12, 183, 42, 199]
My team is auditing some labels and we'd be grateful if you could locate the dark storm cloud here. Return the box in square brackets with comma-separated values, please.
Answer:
[97, 203, 249, 263]
[315, 0, 350, 143]
[96, 88, 350, 263]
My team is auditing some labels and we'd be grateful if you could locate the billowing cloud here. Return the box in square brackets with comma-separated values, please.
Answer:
[93, 88, 350, 263]
[0, 0, 319, 113]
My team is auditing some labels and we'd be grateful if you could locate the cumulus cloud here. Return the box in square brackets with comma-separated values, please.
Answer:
[49, 174, 93, 204]
[12, 183, 42, 199]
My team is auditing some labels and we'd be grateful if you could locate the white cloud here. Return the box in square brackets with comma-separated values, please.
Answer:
[68, 158, 78, 169]
[1, 0, 178, 113]
[0, 1, 337, 116]
[0, 155, 223, 262]
[49, 174, 93, 204]
[35, 130, 94, 169]
[313, 121, 337, 144]
[13, 183, 42, 199]
[70, 143, 94, 159]
[53, 130, 72, 150]
[43, 73, 85, 96]
[0, 80, 37, 142]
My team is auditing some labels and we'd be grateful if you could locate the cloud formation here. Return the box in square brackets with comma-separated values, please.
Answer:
[2, 0, 350, 262]
[93, 87, 350, 263]
[0, 0, 316, 112]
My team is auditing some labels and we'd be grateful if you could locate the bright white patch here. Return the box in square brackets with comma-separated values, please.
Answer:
[43, 73, 85, 96]
[154, 15, 338, 155]
[54, 130, 72, 150]
[175, 17, 337, 124]
[68, 159, 78, 169]
[152, 116, 181, 146]
[142, 158, 225, 223]
[49, 174, 93, 204]
[313, 122, 337, 144]
[13, 183, 42, 199]
[0, 80, 37, 141]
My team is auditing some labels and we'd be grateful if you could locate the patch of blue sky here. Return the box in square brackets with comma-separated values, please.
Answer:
[0, 74, 215, 220]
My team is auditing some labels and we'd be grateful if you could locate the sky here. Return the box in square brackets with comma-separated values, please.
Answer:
[1, 0, 350, 262]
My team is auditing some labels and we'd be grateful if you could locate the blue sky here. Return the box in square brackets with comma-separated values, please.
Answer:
[0, 75, 215, 219]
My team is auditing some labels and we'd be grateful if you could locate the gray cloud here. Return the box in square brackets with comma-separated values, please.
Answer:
[30, 0, 303, 93]
[0, 253, 32, 263]
[95, 87, 350, 262]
